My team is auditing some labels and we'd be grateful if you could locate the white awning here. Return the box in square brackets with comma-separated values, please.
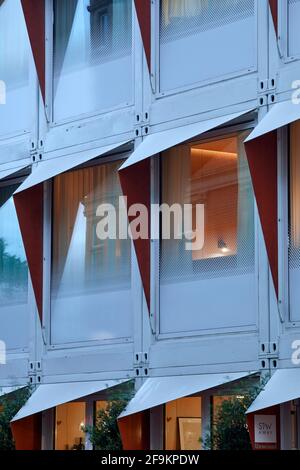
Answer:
[15, 141, 130, 194]
[119, 372, 255, 419]
[0, 386, 25, 398]
[246, 100, 300, 142]
[0, 164, 30, 181]
[12, 379, 128, 422]
[247, 369, 300, 414]
[119, 109, 253, 170]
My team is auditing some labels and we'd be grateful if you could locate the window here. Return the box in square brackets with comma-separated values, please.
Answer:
[50, 160, 132, 344]
[289, 121, 300, 321]
[159, 133, 256, 334]
[53, 0, 132, 121]
[0, 0, 32, 135]
[288, 0, 300, 58]
[55, 402, 86, 450]
[159, 0, 256, 92]
[0, 183, 29, 349]
[165, 397, 201, 450]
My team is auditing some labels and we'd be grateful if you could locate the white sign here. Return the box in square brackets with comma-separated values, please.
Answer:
[254, 415, 277, 444]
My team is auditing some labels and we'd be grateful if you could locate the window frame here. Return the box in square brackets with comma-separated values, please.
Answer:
[43, 152, 135, 350]
[152, 0, 259, 98]
[278, 0, 300, 63]
[46, 0, 136, 126]
[152, 122, 260, 340]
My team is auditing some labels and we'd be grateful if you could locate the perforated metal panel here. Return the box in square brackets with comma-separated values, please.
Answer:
[288, 0, 300, 58]
[0, 0, 32, 135]
[53, 0, 133, 121]
[289, 121, 300, 322]
[159, 0, 256, 92]
[159, 134, 257, 334]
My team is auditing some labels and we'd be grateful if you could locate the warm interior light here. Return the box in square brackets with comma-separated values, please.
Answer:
[218, 239, 230, 254]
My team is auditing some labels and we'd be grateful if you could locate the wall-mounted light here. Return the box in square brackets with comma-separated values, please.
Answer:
[218, 239, 230, 254]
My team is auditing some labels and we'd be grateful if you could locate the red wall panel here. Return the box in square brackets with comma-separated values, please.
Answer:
[134, 0, 151, 70]
[118, 411, 150, 450]
[21, 0, 45, 101]
[119, 160, 151, 310]
[14, 185, 44, 322]
[11, 414, 42, 450]
[245, 131, 278, 297]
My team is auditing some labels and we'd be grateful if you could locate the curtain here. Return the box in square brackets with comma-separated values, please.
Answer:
[162, 0, 209, 25]
[52, 161, 131, 297]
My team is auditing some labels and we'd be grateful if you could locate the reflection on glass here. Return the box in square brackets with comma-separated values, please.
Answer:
[161, 135, 254, 280]
[0, 185, 28, 305]
[160, 134, 256, 334]
[53, 0, 132, 121]
[51, 161, 132, 344]
[0, 0, 31, 136]
[288, 0, 300, 58]
[160, 0, 256, 91]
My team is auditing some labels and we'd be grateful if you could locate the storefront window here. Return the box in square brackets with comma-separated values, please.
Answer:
[51, 160, 132, 344]
[53, 0, 133, 121]
[0, 184, 29, 349]
[0, 0, 32, 136]
[160, 134, 256, 334]
[165, 397, 201, 450]
[55, 402, 86, 450]
[159, 0, 256, 92]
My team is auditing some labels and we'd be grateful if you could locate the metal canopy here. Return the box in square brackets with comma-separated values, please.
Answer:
[246, 100, 300, 142]
[15, 141, 130, 194]
[12, 379, 129, 422]
[119, 109, 253, 170]
[119, 372, 255, 419]
[247, 369, 300, 414]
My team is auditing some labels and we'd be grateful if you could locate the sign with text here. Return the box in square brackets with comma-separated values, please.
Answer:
[254, 415, 277, 445]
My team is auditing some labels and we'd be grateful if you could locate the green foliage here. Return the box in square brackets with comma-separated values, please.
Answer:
[0, 387, 31, 450]
[203, 378, 268, 451]
[85, 382, 134, 451]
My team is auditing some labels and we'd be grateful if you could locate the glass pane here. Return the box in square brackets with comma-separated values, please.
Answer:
[160, 134, 256, 334]
[0, 0, 32, 136]
[53, 0, 133, 121]
[55, 402, 86, 450]
[289, 121, 300, 321]
[51, 161, 132, 344]
[288, 0, 300, 57]
[159, 0, 256, 92]
[0, 184, 29, 349]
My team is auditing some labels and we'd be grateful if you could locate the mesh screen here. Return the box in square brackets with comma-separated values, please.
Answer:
[53, 0, 133, 121]
[159, 0, 256, 91]
[50, 160, 132, 344]
[289, 122, 300, 321]
[288, 0, 300, 57]
[159, 134, 257, 334]
[0, 0, 31, 135]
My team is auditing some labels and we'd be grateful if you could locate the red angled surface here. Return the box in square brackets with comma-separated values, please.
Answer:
[11, 415, 42, 450]
[134, 0, 151, 71]
[21, 0, 45, 101]
[14, 185, 44, 322]
[118, 411, 150, 450]
[119, 159, 151, 310]
[269, 0, 278, 36]
[245, 131, 278, 296]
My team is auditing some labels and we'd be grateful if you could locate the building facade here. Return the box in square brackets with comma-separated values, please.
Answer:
[0, 0, 300, 450]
